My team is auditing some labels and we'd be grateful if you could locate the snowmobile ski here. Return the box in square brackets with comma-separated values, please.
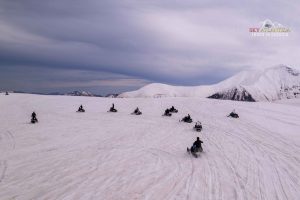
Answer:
[187, 147, 198, 158]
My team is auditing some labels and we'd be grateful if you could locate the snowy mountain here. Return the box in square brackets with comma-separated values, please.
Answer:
[119, 65, 300, 102]
[208, 87, 256, 102]
[65, 90, 94, 97]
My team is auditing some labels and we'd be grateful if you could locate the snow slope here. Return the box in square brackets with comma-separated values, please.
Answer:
[119, 65, 300, 101]
[0, 94, 300, 199]
[119, 83, 215, 98]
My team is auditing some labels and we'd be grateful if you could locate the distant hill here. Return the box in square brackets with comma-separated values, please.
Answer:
[65, 91, 95, 97]
[105, 94, 119, 98]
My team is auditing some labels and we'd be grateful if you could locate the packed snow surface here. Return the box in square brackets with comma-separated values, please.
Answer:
[1, 94, 300, 200]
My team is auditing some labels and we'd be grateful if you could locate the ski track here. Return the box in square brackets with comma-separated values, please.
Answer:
[0, 131, 15, 183]
[0, 94, 300, 200]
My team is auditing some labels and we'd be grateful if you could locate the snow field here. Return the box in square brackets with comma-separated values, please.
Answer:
[0, 94, 300, 200]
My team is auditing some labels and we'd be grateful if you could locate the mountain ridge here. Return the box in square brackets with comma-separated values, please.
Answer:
[119, 65, 300, 101]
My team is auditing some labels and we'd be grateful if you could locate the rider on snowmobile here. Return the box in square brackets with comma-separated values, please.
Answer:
[191, 137, 203, 152]
[164, 108, 171, 116]
[31, 112, 37, 120]
[109, 103, 117, 112]
[31, 112, 38, 123]
[134, 107, 140, 113]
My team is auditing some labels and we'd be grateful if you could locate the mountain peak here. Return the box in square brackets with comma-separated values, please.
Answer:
[119, 65, 300, 101]
[65, 91, 94, 97]
[264, 65, 299, 76]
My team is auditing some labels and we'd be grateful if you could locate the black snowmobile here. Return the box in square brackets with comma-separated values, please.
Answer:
[187, 137, 203, 158]
[132, 107, 142, 115]
[227, 110, 239, 118]
[108, 104, 118, 112]
[77, 105, 85, 113]
[162, 109, 172, 117]
[180, 114, 192, 123]
[31, 112, 38, 124]
[31, 118, 38, 124]
[5, 91, 9, 95]
[193, 121, 202, 132]
[169, 106, 178, 113]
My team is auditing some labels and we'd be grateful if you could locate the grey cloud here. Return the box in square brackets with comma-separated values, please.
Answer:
[0, 0, 299, 94]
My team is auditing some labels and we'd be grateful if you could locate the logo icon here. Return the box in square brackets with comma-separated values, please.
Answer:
[249, 19, 290, 37]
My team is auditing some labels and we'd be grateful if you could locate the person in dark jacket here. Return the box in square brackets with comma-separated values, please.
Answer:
[134, 107, 139, 113]
[164, 108, 171, 116]
[109, 103, 117, 112]
[191, 137, 203, 152]
[169, 106, 178, 113]
[31, 112, 38, 123]
[78, 105, 85, 112]
[31, 112, 37, 120]
[170, 106, 174, 111]
[182, 114, 192, 122]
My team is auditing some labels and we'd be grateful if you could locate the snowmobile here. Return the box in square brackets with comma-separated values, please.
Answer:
[162, 109, 172, 117]
[109, 107, 118, 112]
[77, 108, 85, 112]
[132, 107, 142, 115]
[5, 91, 9, 95]
[169, 106, 178, 113]
[187, 137, 203, 158]
[193, 121, 202, 132]
[77, 105, 85, 113]
[108, 104, 118, 112]
[31, 112, 38, 124]
[180, 114, 193, 123]
[227, 111, 239, 118]
[31, 118, 38, 124]
[187, 146, 203, 158]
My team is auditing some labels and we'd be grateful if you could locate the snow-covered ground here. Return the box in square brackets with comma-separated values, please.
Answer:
[1, 94, 300, 200]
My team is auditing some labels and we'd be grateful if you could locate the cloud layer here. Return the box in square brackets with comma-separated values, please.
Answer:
[0, 0, 299, 94]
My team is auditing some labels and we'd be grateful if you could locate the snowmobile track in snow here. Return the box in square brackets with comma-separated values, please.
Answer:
[0, 160, 7, 183]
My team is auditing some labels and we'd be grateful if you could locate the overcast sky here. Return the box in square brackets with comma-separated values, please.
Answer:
[0, 0, 299, 95]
